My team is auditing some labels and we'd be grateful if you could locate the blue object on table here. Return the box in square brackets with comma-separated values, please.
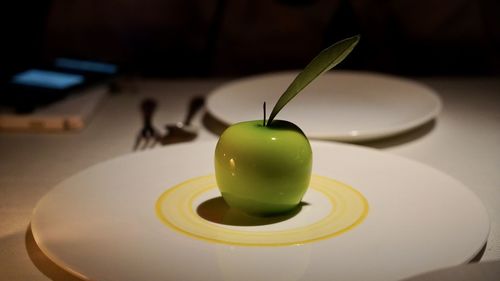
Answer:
[11, 69, 84, 90]
[55, 58, 118, 74]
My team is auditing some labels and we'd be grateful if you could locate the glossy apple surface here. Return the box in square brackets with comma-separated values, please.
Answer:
[214, 120, 312, 215]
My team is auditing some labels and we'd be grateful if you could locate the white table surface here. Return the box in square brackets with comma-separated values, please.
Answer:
[0, 76, 499, 280]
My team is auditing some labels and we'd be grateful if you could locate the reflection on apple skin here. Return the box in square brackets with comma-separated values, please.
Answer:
[215, 120, 312, 216]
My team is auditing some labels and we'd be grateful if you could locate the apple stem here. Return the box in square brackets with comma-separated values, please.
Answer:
[263, 101, 267, 126]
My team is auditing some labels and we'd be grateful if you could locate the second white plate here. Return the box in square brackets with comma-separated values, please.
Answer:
[207, 71, 442, 141]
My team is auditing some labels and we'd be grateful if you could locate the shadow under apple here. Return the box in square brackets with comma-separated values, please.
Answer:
[196, 196, 309, 226]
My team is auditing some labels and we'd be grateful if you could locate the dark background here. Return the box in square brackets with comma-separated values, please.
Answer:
[1, 0, 499, 77]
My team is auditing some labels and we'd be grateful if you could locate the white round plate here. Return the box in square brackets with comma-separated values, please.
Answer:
[31, 142, 488, 281]
[206, 71, 442, 141]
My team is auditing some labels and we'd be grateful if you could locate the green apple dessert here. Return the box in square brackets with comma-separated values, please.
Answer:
[215, 120, 312, 215]
[215, 35, 359, 216]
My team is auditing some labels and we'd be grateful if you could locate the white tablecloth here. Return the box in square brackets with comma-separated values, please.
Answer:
[0, 76, 499, 280]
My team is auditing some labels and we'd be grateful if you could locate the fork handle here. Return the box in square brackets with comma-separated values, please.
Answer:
[141, 98, 157, 127]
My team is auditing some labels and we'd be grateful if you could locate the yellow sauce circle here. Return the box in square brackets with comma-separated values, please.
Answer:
[156, 175, 368, 246]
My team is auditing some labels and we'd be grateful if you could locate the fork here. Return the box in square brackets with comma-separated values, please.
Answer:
[133, 98, 160, 150]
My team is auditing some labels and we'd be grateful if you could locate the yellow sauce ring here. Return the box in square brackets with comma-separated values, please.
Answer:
[156, 174, 369, 247]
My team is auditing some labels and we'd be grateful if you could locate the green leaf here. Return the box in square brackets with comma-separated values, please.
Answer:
[266, 35, 360, 126]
